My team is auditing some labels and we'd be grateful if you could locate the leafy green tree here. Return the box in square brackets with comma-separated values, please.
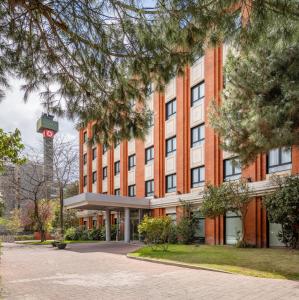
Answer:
[264, 175, 299, 249]
[0, 129, 25, 172]
[210, 15, 299, 164]
[202, 180, 251, 246]
[0, 1, 298, 145]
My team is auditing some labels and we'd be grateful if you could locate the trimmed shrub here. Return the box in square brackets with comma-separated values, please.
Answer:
[88, 228, 102, 240]
[177, 217, 195, 244]
[64, 227, 77, 240]
[138, 216, 173, 251]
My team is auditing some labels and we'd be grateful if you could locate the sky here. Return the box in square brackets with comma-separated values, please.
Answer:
[0, 78, 77, 150]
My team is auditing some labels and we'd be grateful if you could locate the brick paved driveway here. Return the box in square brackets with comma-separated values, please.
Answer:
[1, 242, 299, 300]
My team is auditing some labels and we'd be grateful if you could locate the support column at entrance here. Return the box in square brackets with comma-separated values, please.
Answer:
[124, 207, 130, 243]
[105, 209, 111, 241]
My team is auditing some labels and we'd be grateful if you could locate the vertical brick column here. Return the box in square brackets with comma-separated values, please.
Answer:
[79, 129, 84, 193]
[107, 148, 114, 195]
[97, 144, 103, 193]
[120, 141, 128, 196]
[204, 47, 224, 245]
[88, 216, 93, 229]
[292, 146, 299, 175]
[87, 123, 93, 192]
[79, 217, 84, 226]
[154, 91, 165, 197]
[136, 139, 145, 197]
[97, 215, 103, 228]
[176, 67, 190, 194]
[152, 208, 165, 217]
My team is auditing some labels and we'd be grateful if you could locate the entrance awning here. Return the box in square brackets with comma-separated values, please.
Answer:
[64, 192, 150, 210]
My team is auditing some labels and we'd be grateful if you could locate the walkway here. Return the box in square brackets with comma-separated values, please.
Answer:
[1, 242, 299, 300]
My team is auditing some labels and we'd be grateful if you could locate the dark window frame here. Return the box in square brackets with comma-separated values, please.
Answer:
[191, 166, 205, 188]
[102, 144, 108, 155]
[267, 147, 292, 174]
[191, 82, 205, 107]
[92, 171, 97, 184]
[165, 98, 176, 120]
[83, 131, 88, 143]
[114, 161, 120, 175]
[128, 184, 136, 197]
[114, 188, 120, 196]
[145, 180, 154, 197]
[83, 153, 87, 165]
[145, 146, 154, 164]
[92, 147, 97, 160]
[223, 158, 241, 181]
[102, 166, 108, 179]
[166, 136, 176, 157]
[166, 174, 177, 193]
[191, 124, 205, 147]
[83, 175, 87, 186]
[128, 154, 136, 171]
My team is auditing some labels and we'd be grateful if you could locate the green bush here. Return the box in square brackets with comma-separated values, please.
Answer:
[88, 228, 103, 240]
[177, 217, 195, 244]
[168, 223, 178, 244]
[138, 216, 173, 251]
[14, 234, 34, 241]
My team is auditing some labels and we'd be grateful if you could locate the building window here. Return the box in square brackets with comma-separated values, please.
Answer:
[145, 146, 154, 164]
[83, 153, 87, 165]
[191, 166, 205, 188]
[128, 185, 136, 197]
[83, 175, 87, 186]
[83, 131, 88, 143]
[166, 174, 176, 193]
[165, 98, 176, 120]
[225, 211, 242, 245]
[114, 161, 120, 175]
[128, 154, 136, 170]
[114, 188, 120, 196]
[92, 219, 97, 228]
[148, 114, 154, 127]
[145, 180, 154, 197]
[224, 158, 241, 181]
[102, 144, 107, 154]
[191, 82, 204, 107]
[92, 171, 97, 184]
[267, 147, 292, 173]
[166, 136, 176, 157]
[191, 124, 205, 147]
[92, 148, 97, 160]
[102, 166, 107, 179]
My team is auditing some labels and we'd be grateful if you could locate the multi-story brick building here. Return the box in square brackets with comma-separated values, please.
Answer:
[64, 45, 299, 247]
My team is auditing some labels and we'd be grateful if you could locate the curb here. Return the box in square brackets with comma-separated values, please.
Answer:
[126, 254, 231, 274]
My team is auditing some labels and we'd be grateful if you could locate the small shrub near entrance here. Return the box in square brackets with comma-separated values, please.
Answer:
[138, 216, 173, 251]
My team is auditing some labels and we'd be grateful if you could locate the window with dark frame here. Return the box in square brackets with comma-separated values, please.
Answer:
[191, 82, 205, 107]
[102, 166, 108, 179]
[128, 154, 136, 170]
[145, 180, 154, 197]
[128, 185, 136, 197]
[92, 171, 97, 183]
[83, 153, 87, 165]
[92, 148, 97, 160]
[92, 219, 97, 228]
[83, 175, 87, 186]
[114, 161, 120, 175]
[267, 147, 292, 174]
[145, 146, 154, 164]
[191, 166, 205, 188]
[114, 188, 120, 196]
[83, 131, 88, 143]
[224, 158, 241, 181]
[191, 124, 205, 147]
[165, 98, 176, 120]
[166, 136, 176, 157]
[114, 138, 120, 148]
[166, 174, 176, 193]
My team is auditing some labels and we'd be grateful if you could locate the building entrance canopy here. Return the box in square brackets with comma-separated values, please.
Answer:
[64, 192, 150, 211]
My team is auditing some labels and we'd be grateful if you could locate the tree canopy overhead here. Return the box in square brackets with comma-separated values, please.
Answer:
[1, 0, 299, 149]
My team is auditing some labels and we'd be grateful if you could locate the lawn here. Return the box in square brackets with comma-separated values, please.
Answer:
[18, 240, 103, 245]
[130, 244, 299, 280]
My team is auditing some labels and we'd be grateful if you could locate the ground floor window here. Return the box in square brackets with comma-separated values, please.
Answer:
[166, 213, 176, 224]
[92, 219, 97, 228]
[269, 222, 284, 247]
[225, 211, 242, 245]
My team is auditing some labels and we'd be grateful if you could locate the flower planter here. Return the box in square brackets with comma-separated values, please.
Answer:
[57, 243, 67, 249]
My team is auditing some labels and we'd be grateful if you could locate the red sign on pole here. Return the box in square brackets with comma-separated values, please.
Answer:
[43, 129, 55, 138]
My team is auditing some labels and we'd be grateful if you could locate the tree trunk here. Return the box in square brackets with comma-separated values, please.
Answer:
[60, 186, 64, 235]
